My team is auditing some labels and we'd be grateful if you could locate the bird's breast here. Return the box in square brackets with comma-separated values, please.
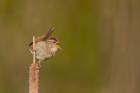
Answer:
[35, 41, 52, 61]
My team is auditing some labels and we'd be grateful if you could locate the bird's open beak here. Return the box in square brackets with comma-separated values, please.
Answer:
[56, 44, 62, 50]
[56, 42, 62, 50]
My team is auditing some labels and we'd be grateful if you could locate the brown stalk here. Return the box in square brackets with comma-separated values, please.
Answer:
[29, 36, 40, 93]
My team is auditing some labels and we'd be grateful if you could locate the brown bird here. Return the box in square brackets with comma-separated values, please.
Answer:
[29, 27, 61, 64]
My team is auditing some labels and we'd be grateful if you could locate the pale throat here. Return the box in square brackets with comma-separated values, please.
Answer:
[51, 45, 58, 52]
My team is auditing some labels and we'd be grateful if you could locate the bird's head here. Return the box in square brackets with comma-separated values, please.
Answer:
[47, 37, 61, 51]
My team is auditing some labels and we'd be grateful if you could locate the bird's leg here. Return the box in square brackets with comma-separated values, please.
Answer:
[34, 59, 41, 70]
[36, 60, 41, 70]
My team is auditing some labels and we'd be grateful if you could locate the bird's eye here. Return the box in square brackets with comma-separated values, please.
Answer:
[54, 41, 57, 43]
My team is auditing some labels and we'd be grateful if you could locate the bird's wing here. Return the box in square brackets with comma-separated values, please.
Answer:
[28, 27, 55, 46]
[28, 37, 40, 46]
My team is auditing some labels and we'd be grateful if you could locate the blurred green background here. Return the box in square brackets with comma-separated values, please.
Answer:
[0, 0, 101, 93]
[0, 0, 140, 93]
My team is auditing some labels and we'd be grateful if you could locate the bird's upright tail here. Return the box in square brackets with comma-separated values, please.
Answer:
[42, 27, 55, 40]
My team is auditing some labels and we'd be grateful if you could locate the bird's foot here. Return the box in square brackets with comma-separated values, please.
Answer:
[35, 62, 41, 70]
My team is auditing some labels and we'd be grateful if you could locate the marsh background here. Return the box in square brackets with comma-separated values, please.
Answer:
[0, 0, 140, 93]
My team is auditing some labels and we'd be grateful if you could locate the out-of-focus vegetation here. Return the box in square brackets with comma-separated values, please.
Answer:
[100, 0, 140, 93]
[0, 0, 100, 93]
[1, 0, 140, 93]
